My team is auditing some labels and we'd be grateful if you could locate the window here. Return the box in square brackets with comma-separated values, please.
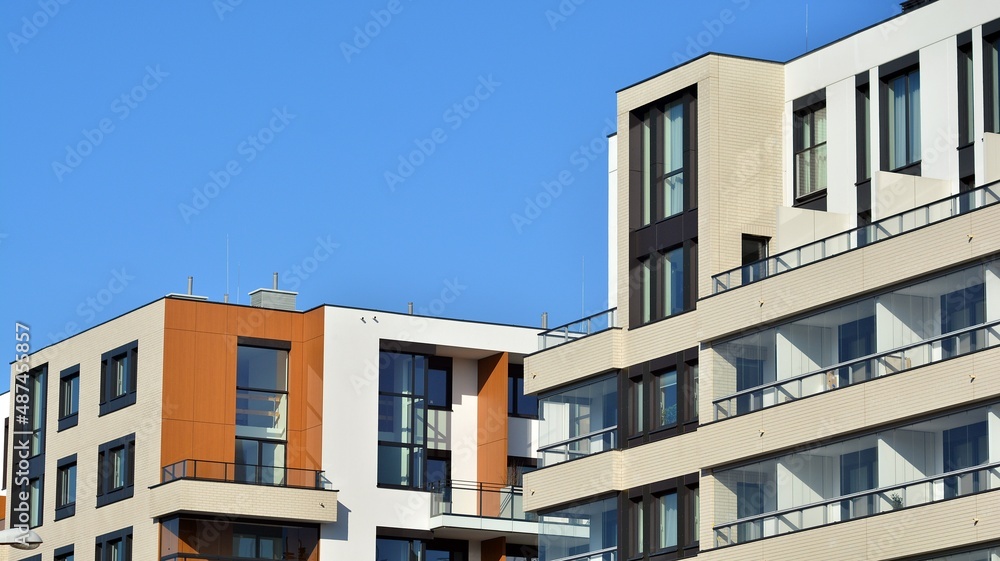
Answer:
[59, 365, 80, 431]
[376, 537, 468, 561]
[794, 102, 827, 199]
[28, 476, 42, 528]
[235, 437, 286, 486]
[539, 495, 617, 561]
[508, 363, 537, 418]
[625, 351, 698, 446]
[537, 375, 618, 467]
[857, 82, 871, 182]
[638, 246, 689, 325]
[637, 94, 692, 227]
[740, 235, 768, 284]
[55, 455, 77, 520]
[625, 477, 699, 559]
[377, 351, 452, 488]
[96, 527, 132, 561]
[160, 517, 318, 560]
[26, 365, 47, 457]
[97, 434, 135, 507]
[236, 341, 289, 486]
[100, 340, 138, 416]
[54, 544, 74, 561]
[506, 456, 537, 487]
[882, 65, 921, 171]
[506, 543, 539, 561]
[959, 43, 974, 146]
[986, 29, 1000, 134]
[233, 523, 286, 558]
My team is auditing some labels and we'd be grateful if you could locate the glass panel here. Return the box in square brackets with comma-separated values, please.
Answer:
[378, 445, 411, 486]
[890, 74, 906, 168]
[908, 70, 921, 163]
[235, 438, 259, 483]
[237, 346, 288, 391]
[629, 499, 644, 556]
[663, 100, 685, 218]
[656, 370, 678, 428]
[964, 48, 975, 144]
[665, 247, 684, 316]
[260, 442, 286, 485]
[112, 447, 126, 489]
[814, 106, 827, 144]
[656, 491, 678, 550]
[59, 464, 76, 506]
[994, 39, 1000, 134]
[630, 378, 644, 436]
[428, 367, 449, 408]
[641, 257, 652, 324]
[114, 354, 128, 397]
[642, 113, 652, 226]
[539, 496, 617, 561]
[862, 86, 871, 179]
[236, 390, 287, 440]
[61, 375, 79, 417]
[29, 477, 41, 527]
[376, 538, 420, 561]
[538, 376, 618, 467]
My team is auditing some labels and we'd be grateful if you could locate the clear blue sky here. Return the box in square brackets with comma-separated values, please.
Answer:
[2, 0, 901, 388]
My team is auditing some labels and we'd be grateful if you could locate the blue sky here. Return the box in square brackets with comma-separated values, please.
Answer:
[2, 0, 901, 387]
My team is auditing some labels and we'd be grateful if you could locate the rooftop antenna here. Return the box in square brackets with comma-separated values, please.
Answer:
[805, 2, 809, 51]
[225, 234, 230, 303]
[581, 256, 586, 318]
[237, 262, 241, 305]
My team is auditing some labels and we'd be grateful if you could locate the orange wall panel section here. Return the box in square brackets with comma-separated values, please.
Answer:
[162, 300, 324, 473]
[477, 352, 508, 486]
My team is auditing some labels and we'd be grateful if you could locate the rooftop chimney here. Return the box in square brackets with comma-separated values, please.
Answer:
[250, 272, 298, 311]
[166, 276, 208, 301]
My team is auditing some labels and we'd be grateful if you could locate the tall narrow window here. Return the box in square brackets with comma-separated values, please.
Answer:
[27, 365, 46, 457]
[885, 68, 921, 170]
[959, 44, 975, 146]
[59, 366, 80, 431]
[28, 476, 42, 528]
[236, 342, 289, 486]
[664, 247, 684, 317]
[629, 497, 645, 557]
[655, 370, 678, 429]
[56, 455, 77, 520]
[100, 340, 138, 415]
[640, 257, 653, 324]
[741, 235, 768, 284]
[794, 103, 827, 199]
[635, 91, 693, 228]
[654, 491, 678, 551]
[857, 84, 871, 181]
[97, 434, 135, 507]
[987, 34, 1000, 134]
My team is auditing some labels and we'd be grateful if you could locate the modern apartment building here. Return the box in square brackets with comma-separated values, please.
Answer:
[524, 1, 1000, 560]
[5, 285, 542, 560]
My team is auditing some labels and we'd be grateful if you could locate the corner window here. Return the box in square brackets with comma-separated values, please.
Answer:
[97, 434, 135, 507]
[100, 341, 138, 416]
[508, 363, 537, 418]
[625, 352, 698, 446]
[794, 103, 827, 199]
[881, 64, 921, 172]
[59, 365, 80, 431]
[96, 527, 132, 561]
[56, 455, 77, 520]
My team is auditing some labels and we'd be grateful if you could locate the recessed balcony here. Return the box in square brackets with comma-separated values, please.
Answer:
[150, 459, 337, 524]
[537, 308, 617, 350]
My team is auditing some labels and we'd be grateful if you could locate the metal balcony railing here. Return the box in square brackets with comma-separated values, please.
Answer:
[538, 309, 617, 350]
[713, 320, 1000, 421]
[161, 459, 334, 491]
[711, 180, 1000, 295]
[714, 462, 1000, 547]
[537, 426, 618, 468]
[429, 480, 536, 521]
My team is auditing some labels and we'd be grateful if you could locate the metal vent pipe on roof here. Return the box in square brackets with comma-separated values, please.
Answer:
[187, 276, 193, 295]
[273, 272, 279, 290]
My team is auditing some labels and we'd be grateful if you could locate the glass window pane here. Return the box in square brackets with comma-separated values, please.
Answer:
[237, 346, 288, 391]
[908, 70, 921, 163]
[656, 491, 678, 550]
[377, 445, 411, 486]
[665, 247, 685, 316]
[657, 371, 678, 428]
[642, 113, 652, 226]
[642, 258, 652, 324]
[539, 496, 617, 561]
[236, 390, 287, 440]
[428, 368, 448, 408]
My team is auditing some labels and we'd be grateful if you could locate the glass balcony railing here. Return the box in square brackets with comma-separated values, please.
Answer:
[713, 319, 1000, 420]
[537, 426, 618, 467]
[161, 459, 334, 491]
[538, 309, 617, 350]
[711, 181, 1000, 294]
[714, 461, 1000, 547]
[429, 480, 536, 521]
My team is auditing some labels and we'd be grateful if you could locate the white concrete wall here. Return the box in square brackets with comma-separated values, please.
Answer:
[320, 307, 538, 560]
[775, 206, 851, 253]
[608, 133, 618, 312]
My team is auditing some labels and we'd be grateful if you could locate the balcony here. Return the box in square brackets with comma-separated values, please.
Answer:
[150, 459, 337, 524]
[538, 308, 617, 350]
[428, 480, 538, 538]
[711, 180, 1000, 294]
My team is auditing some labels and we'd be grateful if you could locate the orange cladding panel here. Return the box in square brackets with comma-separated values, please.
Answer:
[477, 352, 509, 486]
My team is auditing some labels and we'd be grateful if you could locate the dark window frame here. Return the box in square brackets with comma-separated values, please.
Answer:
[28, 475, 43, 529]
[54, 544, 74, 561]
[99, 340, 138, 416]
[26, 364, 47, 458]
[95, 526, 132, 561]
[96, 434, 135, 508]
[879, 53, 922, 175]
[634, 242, 696, 327]
[958, 32, 975, 148]
[58, 365, 80, 431]
[984, 18, 1000, 134]
[792, 89, 828, 206]
[624, 348, 698, 447]
[508, 363, 538, 419]
[622, 474, 699, 560]
[55, 454, 77, 521]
